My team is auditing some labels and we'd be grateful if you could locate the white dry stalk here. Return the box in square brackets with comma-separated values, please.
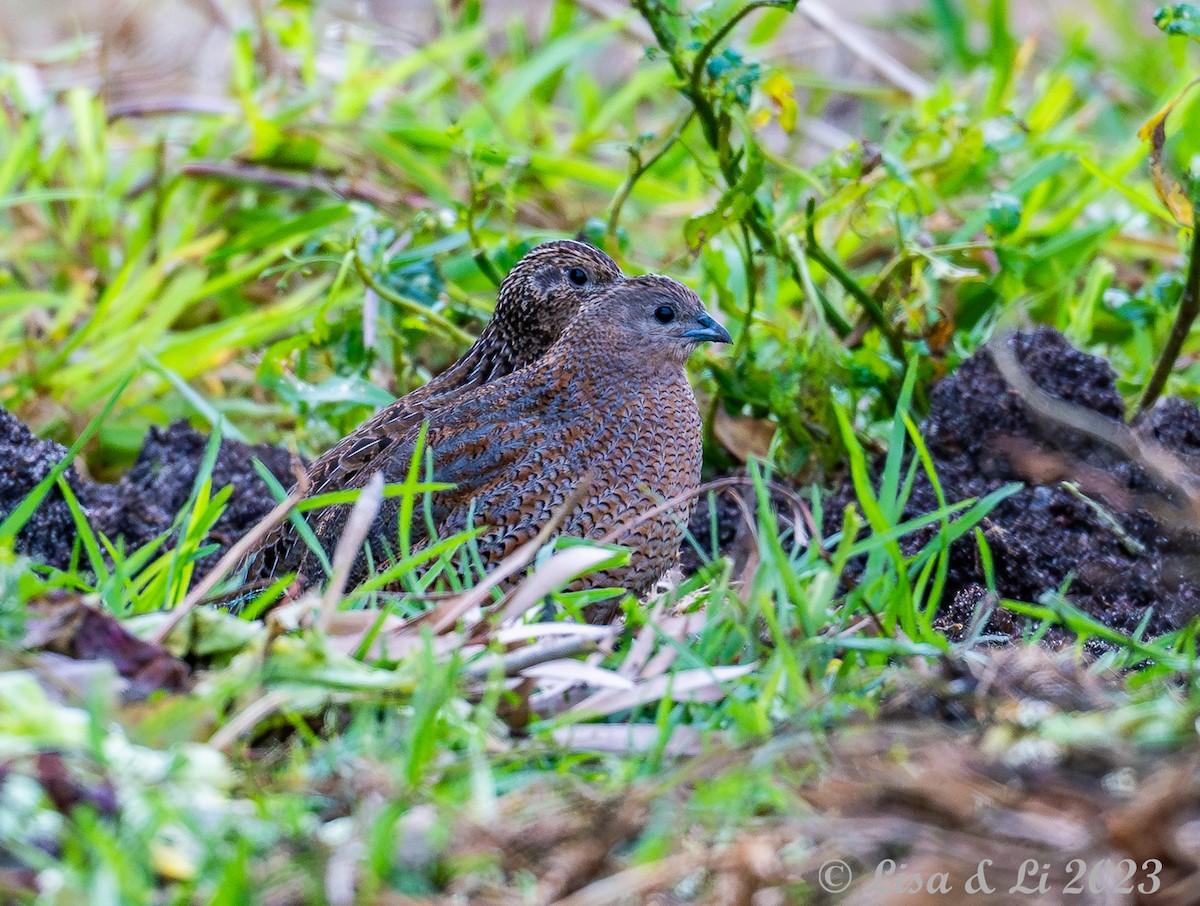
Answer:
[496, 623, 614, 644]
[520, 659, 635, 690]
[384, 534, 545, 641]
[464, 635, 613, 682]
[638, 642, 682, 682]
[318, 472, 385, 633]
[990, 336, 1200, 524]
[638, 612, 711, 682]
[208, 688, 293, 752]
[575, 0, 655, 44]
[528, 680, 580, 712]
[567, 663, 757, 719]
[550, 724, 708, 757]
[596, 474, 810, 554]
[482, 546, 619, 630]
[618, 601, 666, 679]
[799, 0, 932, 99]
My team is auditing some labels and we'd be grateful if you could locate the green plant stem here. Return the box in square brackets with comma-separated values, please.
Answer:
[1138, 215, 1200, 417]
[465, 164, 504, 287]
[631, 0, 857, 339]
[782, 245, 853, 337]
[689, 1, 793, 116]
[685, 1, 798, 166]
[605, 110, 695, 244]
[804, 199, 906, 361]
[735, 223, 757, 357]
[351, 245, 475, 345]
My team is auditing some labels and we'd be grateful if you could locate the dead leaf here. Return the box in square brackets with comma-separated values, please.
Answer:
[713, 408, 776, 462]
[1139, 77, 1200, 226]
[24, 595, 191, 700]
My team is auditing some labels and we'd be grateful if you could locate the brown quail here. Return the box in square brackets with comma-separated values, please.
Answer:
[344, 274, 731, 620]
[250, 240, 623, 581]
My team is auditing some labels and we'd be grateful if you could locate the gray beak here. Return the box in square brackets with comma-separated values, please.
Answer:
[681, 313, 732, 344]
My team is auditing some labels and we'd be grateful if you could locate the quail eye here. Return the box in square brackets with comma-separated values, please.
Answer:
[567, 267, 589, 286]
[654, 304, 676, 324]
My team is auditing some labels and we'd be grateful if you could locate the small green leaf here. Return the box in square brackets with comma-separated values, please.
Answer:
[1155, 4, 1200, 38]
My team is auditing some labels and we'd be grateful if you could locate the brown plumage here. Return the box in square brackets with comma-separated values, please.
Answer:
[334, 274, 731, 619]
[250, 240, 623, 581]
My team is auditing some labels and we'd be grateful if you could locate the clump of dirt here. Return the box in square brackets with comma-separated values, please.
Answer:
[88, 421, 296, 574]
[682, 485, 753, 576]
[0, 408, 92, 570]
[0, 412, 295, 576]
[838, 327, 1200, 639]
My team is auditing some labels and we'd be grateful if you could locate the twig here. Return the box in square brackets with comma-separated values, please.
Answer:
[574, 0, 655, 43]
[798, 0, 931, 98]
[1138, 214, 1200, 416]
[178, 161, 401, 208]
[106, 97, 237, 121]
[596, 475, 808, 549]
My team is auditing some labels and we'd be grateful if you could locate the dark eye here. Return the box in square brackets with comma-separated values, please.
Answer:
[654, 304, 676, 324]
[567, 267, 588, 286]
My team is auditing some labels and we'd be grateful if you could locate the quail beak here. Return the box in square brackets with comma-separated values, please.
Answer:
[681, 313, 733, 344]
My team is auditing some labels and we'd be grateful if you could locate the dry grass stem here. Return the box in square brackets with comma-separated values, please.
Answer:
[318, 472, 385, 632]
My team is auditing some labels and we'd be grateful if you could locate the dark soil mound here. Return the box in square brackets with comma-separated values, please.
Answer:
[0, 413, 294, 576]
[88, 421, 296, 574]
[844, 327, 1200, 639]
[0, 408, 92, 569]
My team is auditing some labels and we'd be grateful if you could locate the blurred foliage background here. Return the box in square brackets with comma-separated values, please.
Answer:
[2, 0, 1192, 481]
[6, 2, 1200, 902]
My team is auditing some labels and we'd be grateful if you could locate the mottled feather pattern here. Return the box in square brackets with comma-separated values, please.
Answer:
[246, 248, 730, 625]
[247, 240, 624, 581]
[341, 275, 724, 620]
